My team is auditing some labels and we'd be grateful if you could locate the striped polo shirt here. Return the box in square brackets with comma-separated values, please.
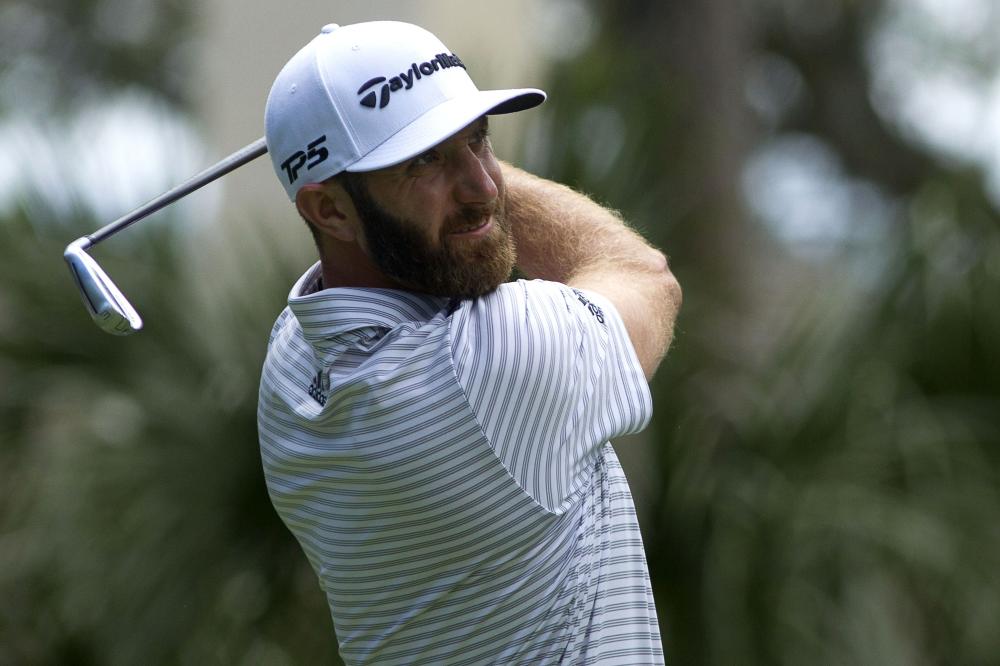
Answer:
[258, 262, 663, 665]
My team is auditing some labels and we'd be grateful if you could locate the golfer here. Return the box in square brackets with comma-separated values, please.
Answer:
[258, 20, 681, 665]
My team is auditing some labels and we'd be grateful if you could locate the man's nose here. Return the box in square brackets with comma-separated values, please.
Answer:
[451, 149, 498, 205]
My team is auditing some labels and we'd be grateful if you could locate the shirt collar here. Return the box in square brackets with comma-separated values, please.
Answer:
[287, 262, 452, 344]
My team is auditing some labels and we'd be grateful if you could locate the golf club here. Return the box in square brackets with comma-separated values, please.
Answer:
[64, 137, 268, 335]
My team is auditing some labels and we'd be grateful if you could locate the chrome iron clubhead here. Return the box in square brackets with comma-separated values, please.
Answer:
[62, 137, 267, 335]
[64, 238, 143, 335]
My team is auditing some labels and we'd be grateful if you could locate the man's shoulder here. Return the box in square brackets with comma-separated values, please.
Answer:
[447, 278, 614, 369]
[463, 278, 570, 311]
[454, 279, 613, 331]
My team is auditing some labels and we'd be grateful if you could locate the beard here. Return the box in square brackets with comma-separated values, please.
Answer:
[345, 176, 516, 299]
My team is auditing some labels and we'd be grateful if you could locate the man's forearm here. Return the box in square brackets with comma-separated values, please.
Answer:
[503, 163, 663, 282]
[502, 162, 682, 379]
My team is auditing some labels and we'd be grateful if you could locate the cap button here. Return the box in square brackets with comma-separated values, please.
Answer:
[320, 23, 339, 34]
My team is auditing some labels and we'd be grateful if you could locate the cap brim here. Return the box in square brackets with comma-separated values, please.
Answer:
[346, 88, 545, 172]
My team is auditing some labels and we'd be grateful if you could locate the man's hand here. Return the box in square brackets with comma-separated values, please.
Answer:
[503, 163, 681, 380]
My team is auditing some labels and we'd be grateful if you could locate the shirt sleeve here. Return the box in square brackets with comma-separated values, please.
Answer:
[449, 279, 652, 513]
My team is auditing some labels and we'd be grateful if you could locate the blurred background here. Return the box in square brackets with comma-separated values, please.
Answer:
[2, 0, 1000, 663]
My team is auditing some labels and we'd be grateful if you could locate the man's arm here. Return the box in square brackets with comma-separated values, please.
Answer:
[502, 163, 682, 380]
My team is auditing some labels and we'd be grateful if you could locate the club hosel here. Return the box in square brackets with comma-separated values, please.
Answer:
[64, 237, 93, 258]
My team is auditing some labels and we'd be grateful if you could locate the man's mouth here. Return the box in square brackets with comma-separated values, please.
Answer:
[447, 218, 492, 237]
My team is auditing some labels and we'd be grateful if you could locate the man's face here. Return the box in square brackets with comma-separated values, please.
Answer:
[345, 118, 515, 299]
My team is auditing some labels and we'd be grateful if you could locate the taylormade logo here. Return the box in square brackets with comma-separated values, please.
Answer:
[280, 135, 329, 185]
[357, 53, 466, 110]
[572, 289, 606, 325]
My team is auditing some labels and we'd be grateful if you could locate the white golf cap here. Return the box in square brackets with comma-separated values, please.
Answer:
[265, 21, 546, 200]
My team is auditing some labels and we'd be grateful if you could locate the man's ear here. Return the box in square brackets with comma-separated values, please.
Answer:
[296, 180, 359, 242]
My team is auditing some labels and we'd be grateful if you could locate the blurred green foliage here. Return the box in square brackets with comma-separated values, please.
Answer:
[0, 0, 192, 114]
[2, 0, 1000, 664]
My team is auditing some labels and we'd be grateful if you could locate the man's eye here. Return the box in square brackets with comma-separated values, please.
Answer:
[470, 129, 490, 147]
[411, 151, 438, 166]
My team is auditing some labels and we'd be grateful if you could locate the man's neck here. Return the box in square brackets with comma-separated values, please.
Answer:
[318, 241, 402, 291]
